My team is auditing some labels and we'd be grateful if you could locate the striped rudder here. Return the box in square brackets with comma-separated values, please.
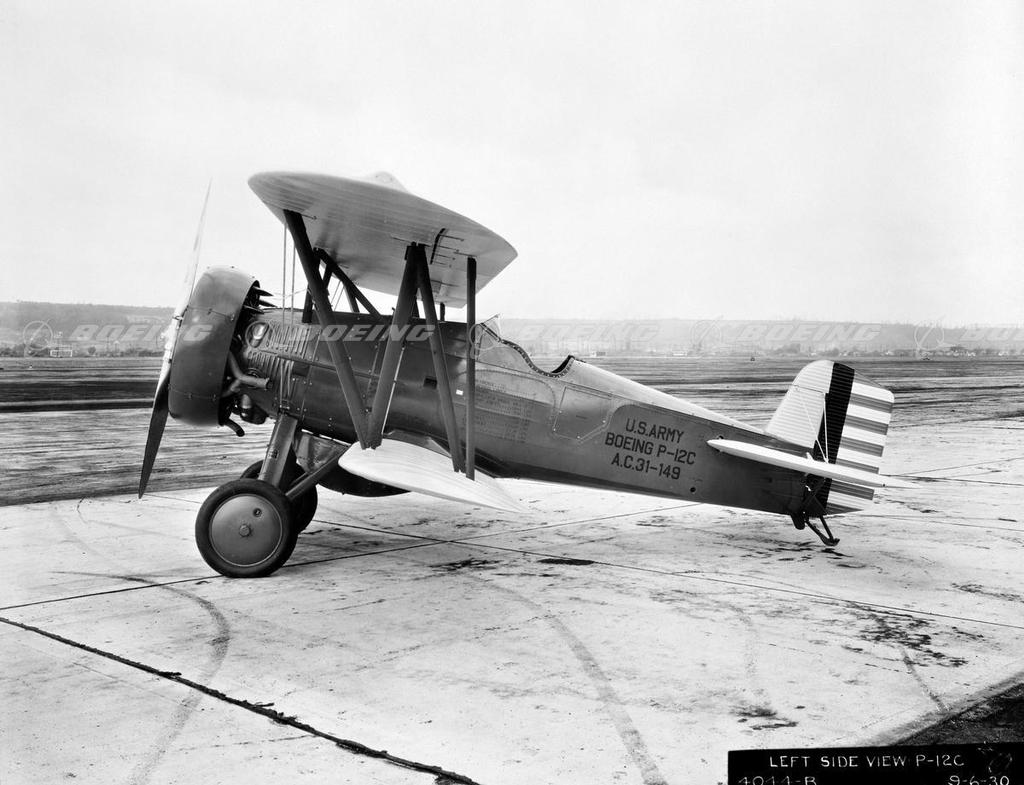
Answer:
[767, 360, 894, 514]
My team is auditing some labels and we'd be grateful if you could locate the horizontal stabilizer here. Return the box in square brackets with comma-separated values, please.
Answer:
[707, 439, 913, 489]
[339, 439, 526, 512]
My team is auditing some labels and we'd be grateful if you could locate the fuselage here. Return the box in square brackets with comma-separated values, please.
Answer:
[238, 311, 810, 518]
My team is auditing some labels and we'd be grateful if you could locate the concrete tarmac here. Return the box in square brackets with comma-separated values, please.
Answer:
[2, 418, 1023, 784]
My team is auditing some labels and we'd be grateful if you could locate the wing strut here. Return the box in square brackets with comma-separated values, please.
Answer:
[465, 256, 477, 479]
[366, 247, 420, 447]
[316, 250, 381, 318]
[285, 209, 370, 447]
[286, 212, 478, 475]
[301, 264, 332, 323]
[412, 243, 464, 472]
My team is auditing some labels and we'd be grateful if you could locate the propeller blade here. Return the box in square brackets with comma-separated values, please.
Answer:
[139, 182, 211, 498]
[175, 181, 211, 317]
[139, 373, 169, 497]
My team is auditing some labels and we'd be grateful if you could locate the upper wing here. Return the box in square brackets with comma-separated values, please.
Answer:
[249, 171, 517, 308]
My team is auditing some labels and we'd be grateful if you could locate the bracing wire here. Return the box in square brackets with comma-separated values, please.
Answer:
[281, 223, 287, 322]
[330, 275, 344, 310]
[281, 222, 287, 401]
[290, 245, 297, 327]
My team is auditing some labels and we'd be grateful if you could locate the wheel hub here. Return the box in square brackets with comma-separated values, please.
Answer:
[208, 494, 283, 567]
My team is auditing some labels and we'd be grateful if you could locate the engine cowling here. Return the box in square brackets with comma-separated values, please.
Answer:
[168, 266, 261, 426]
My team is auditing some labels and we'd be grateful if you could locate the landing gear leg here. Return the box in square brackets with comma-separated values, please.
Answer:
[247, 413, 318, 530]
[194, 414, 313, 578]
[259, 413, 299, 487]
[241, 459, 318, 532]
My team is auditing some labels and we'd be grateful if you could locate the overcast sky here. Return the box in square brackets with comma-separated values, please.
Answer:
[2, 1, 1021, 324]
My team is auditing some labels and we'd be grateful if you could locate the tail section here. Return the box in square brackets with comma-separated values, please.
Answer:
[767, 360, 894, 514]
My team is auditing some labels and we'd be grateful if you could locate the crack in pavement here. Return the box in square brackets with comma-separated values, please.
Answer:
[0, 615, 484, 785]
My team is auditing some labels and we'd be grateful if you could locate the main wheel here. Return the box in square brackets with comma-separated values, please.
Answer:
[196, 479, 297, 578]
[240, 459, 318, 532]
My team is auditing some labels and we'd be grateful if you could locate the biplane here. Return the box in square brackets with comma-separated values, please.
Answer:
[139, 172, 909, 577]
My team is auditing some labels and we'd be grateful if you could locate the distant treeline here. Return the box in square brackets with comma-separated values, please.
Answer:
[0, 301, 173, 354]
[0, 301, 172, 334]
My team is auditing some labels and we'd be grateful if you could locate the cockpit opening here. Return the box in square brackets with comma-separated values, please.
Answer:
[473, 318, 575, 378]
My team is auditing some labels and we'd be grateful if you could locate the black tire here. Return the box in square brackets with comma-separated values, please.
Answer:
[290, 484, 318, 532]
[240, 459, 318, 532]
[196, 479, 297, 578]
[239, 459, 269, 481]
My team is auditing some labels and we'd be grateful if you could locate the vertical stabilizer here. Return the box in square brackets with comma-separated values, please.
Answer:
[765, 360, 832, 448]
